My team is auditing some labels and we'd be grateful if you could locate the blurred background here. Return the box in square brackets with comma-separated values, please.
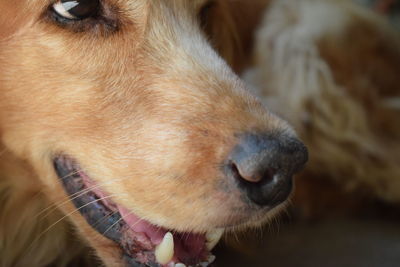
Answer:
[216, 0, 400, 266]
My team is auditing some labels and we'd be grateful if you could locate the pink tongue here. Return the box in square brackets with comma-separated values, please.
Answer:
[119, 207, 208, 264]
[118, 206, 167, 245]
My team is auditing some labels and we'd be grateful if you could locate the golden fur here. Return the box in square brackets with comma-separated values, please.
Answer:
[0, 0, 286, 266]
[1, 0, 399, 265]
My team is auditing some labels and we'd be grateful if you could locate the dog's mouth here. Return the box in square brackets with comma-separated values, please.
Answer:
[53, 156, 221, 267]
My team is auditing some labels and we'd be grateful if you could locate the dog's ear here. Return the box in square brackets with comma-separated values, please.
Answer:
[204, 0, 270, 74]
[0, 1, 29, 40]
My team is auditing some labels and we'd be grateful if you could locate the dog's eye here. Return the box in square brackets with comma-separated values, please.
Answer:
[52, 0, 100, 20]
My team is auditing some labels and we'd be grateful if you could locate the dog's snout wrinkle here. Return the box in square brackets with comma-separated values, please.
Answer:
[225, 133, 308, 207]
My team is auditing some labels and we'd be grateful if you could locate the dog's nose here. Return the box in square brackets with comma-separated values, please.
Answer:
[225, 133, 308, 207]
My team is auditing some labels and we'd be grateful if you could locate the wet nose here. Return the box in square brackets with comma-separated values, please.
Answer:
[225, 133, 308, 207]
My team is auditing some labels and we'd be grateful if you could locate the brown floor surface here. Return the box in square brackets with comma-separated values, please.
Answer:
[216, 219, 400, 267]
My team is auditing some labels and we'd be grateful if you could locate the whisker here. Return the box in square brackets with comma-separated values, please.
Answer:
[102, 217, 124, 236]
[102, 191, 173, 238]
[37, 176, 133, 221]
[102, 206, 150, 237]
[91, 210, 119, 229]
[35, 169, 84, 217]
[28, 194, 126, 254]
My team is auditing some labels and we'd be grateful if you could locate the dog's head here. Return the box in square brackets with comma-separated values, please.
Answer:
[0, 0, 307, 266]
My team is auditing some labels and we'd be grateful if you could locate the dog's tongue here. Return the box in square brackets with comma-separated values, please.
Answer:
[82, 173, 167, 245]
[119, 206, 208, 264]
[119, 206, 167, 245]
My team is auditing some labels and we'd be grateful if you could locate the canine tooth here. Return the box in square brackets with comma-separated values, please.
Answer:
[175, 264, 186, 267]
[155, 232, 174, 264]
[208, 255, 216, 263]
[206, 229, 224, 250]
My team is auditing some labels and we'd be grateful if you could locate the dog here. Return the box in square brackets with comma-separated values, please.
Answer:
[0, 0, 309, 266]
[246, 0, 400, 217]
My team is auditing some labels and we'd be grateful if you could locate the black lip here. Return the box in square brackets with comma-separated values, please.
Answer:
[53, 156, 158, 267]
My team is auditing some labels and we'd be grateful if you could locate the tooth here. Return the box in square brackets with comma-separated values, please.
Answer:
[206, 229, 224, 250]
[155, 232, 174, 264]
[175, 264, 186, 267]
[208, 255, 216, 263]
[199, 254, 216, 267]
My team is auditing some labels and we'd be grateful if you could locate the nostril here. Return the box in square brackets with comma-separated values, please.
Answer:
[229, 161, 276, 185]
[225, 133, 307, 207]
[230, 161, 258, 183]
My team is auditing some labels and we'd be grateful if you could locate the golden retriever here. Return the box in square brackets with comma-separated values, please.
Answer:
[0, 0, 308, 266]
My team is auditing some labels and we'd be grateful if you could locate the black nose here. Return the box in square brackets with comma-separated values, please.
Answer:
[225, 133, 308, 207]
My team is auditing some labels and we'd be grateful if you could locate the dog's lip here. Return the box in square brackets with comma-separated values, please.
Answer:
[53, 155, 218, 267]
